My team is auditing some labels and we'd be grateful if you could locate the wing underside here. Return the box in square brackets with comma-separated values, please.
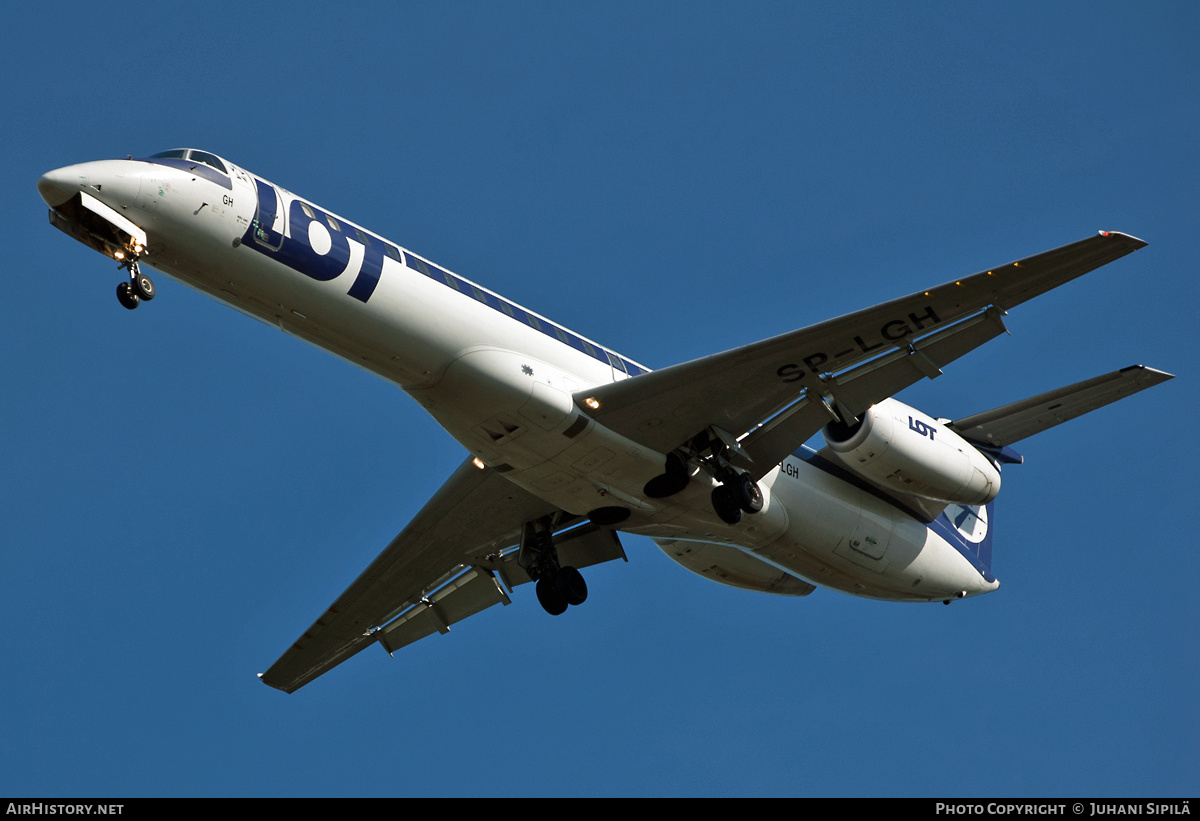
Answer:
[261, 459, 625, 693]
[579, 232, 1148, 464]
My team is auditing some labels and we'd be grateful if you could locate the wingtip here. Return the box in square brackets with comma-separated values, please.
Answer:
[1119, 364, 1175, 381]
[1098, 230, 1148, 248]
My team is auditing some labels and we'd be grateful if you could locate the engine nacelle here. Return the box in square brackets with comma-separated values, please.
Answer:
[822, 397, 1000, 505]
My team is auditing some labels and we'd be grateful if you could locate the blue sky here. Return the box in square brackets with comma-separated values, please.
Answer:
[3, 1, 1196, 797]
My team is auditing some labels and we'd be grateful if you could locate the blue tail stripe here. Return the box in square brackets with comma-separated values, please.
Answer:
[929, 501, 995, 582]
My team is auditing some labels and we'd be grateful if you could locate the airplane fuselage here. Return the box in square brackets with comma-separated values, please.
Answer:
[38, 151, 999, 606]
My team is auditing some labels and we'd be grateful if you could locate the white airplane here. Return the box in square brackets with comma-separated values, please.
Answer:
[38, 148, 1172, 693]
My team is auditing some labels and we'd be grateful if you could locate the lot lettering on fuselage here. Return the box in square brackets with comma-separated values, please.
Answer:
[242, 178, 390, 303]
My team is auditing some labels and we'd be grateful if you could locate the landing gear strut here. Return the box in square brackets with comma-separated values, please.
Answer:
[520, 518, 588, 616]
[115, 255, 154, 310]
[691, 431, 764, 525]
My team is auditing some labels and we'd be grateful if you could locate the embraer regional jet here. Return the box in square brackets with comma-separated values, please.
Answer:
[38, 148, 1172, 693]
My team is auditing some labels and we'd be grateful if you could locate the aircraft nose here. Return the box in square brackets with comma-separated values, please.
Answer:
[37, 164, 87, 207]
[38, 159, 146, 210]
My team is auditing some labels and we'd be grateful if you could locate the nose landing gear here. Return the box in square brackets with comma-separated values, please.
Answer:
[114, 254, 154, 310]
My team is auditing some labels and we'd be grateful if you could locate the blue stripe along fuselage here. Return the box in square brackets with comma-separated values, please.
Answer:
[235, 176, 650, 378]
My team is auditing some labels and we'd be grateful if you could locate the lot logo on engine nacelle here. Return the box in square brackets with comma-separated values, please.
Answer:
[908, 416, 937, 440]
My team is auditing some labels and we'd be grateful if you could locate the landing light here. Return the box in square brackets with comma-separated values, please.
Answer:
[585, 397, 600, 410]
[472, 457, 486, 470]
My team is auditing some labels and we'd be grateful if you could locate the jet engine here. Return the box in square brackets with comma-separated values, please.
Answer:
[822, 397, 1000, 505]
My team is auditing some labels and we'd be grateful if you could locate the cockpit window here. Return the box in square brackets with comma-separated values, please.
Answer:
[188, 151, 227, 174]
[149, 148, 227, 174]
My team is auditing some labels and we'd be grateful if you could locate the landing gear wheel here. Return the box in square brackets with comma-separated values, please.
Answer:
[711, 484, 743, 525]
[132, 271, 155, 301]
[734, 472, 763, 513]
[116, 281, 140, 310]
[555, 566, 588, 606]
[536, 575, 568, 616]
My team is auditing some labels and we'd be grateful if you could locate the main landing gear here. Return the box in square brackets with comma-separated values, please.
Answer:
[645, 432, 766, 526]
[698, 430, 765, 525]
[519, 519, 588, 616]
[115, 256, 154, 310]
[711, 469, 764, 525]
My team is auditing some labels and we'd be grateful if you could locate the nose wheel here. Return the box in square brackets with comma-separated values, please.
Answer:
[115, 259, 154, 310]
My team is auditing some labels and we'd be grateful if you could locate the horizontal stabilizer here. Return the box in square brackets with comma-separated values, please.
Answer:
[948, 365, 1174, 447]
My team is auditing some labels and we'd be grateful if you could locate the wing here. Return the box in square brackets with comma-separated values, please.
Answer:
[261, 459, 623, 693]
[579, 232, 1147, 473]
[948, 365, 1174, 447]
